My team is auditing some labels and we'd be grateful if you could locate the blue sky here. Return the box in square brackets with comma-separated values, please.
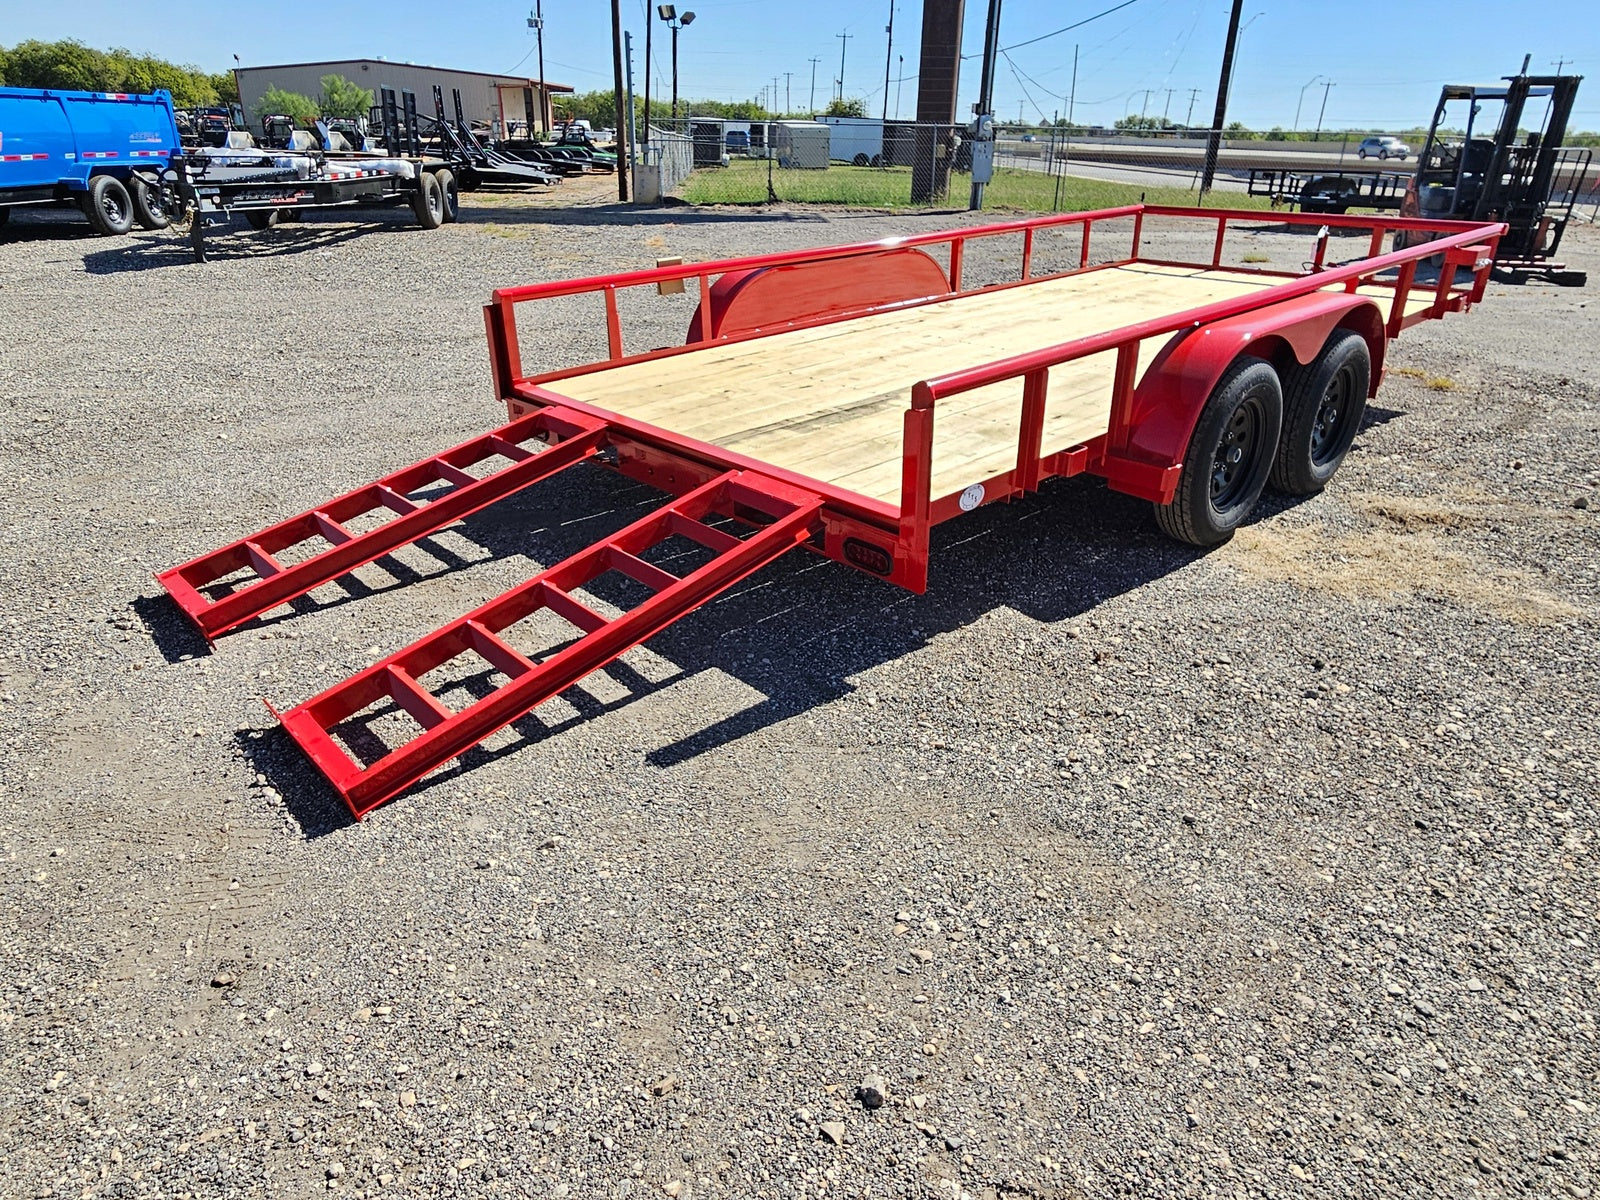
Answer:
[9, 0, 1600, 130]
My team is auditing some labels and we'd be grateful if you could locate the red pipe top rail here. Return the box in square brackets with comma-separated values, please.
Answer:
[914, 211, 1505, 409]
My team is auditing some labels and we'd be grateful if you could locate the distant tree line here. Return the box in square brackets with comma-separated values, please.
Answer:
[0, 39, 236, 107]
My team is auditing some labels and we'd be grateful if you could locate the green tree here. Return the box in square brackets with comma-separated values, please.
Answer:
[318, 73, 373, 119]
[0, 38, 222, 106]
[254, 85, 319, 124]
[211, 71, 238, 104]
[824, 97, 866, 118]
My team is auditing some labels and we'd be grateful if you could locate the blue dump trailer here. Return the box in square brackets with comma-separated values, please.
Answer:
[0, 87, 181, 234]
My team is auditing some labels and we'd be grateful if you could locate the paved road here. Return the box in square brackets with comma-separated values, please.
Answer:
[997, 137, 1416, 177]
[994, 143, 1416, 197]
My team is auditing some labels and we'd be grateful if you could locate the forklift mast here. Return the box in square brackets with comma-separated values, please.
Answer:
[1411, 63, 1586, 266]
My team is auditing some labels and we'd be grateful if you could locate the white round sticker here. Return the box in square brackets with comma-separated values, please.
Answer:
[958, 483, 986, 512]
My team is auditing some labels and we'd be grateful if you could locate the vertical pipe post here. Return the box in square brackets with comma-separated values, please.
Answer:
[611, 0, 630, 202]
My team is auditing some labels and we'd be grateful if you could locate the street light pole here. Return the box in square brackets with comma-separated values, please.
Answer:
[881, 1, 895, 123]
[1293, 75, 1322, 133]
[808, 57, 820, 113]
[643, 8, 655, 144]
[836, 31, 852, 104]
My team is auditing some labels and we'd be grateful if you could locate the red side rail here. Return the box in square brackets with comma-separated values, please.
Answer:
[892, 208, 1505, 583]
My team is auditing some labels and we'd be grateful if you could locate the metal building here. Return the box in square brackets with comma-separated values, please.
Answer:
[233, 59, 574, 137]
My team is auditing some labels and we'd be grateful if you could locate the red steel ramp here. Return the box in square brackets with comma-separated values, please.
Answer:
[157, 407, 610, 640]
[267, 471, 822, 817]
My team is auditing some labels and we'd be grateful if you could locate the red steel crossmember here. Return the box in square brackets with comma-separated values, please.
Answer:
[271, 470, 823, 818]
[157, 407, 609, 640]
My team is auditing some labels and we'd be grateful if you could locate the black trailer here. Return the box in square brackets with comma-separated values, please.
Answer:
[1247, 168, 1408, 214]
[165, 90, 456, 262]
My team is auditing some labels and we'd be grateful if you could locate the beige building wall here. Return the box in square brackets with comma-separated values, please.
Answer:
[234, 60, 564, 136]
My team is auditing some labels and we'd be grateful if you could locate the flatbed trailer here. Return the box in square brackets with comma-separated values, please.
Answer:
[170, 152, 454, 261]
[159, 205, 1505, 818]
[1247, 167, 1409, 214]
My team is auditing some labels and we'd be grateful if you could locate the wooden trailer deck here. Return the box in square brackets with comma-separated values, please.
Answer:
[541, 263, 1434, 506]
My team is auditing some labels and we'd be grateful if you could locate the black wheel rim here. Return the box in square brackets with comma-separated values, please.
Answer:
[1210, 396, 1261, 509]
[103, 192, 126, 224]
[1309, 364, 1353, 465]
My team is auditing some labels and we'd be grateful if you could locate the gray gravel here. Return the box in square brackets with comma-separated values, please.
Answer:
[2, 190, 1597, 1200]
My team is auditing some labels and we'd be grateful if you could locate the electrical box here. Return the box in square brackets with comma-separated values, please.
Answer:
[968, 114, 995, 184]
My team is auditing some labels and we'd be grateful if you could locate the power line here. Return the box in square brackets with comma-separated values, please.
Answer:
[966, 0, 1147, 58]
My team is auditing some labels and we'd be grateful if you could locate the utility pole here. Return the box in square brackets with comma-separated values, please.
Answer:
[1553, 58, 1568, 74]
[895, 54, 904, 119]
[785, 71, 792, 114]
[836, 31, 853, 104]
[969, 0, 1002, 210]
[1141, 88, 1152, 120]
[1184, 87, 1201, 128]
[624, 30, 637, 167]
[1199, 0, 1244, 196]
[808, 57, 821, 113]
[527, 0, 547, 134]
[610, 0, 629, 201]
[1161, 88, 1174, 122]
[882, 1, 896, 123]
[1313, 79, 1335, 141]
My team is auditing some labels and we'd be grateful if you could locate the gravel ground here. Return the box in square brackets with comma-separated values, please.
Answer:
[2, 189, 1597, 1200]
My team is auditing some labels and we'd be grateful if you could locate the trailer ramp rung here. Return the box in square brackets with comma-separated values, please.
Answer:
[157, 406, 610, 640]
[272, 471, 824, 819]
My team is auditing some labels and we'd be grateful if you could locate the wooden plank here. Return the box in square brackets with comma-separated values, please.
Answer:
[542, 264, 1393, 506]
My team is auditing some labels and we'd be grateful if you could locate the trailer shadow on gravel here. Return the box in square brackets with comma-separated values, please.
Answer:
[79, 214, 419, 272]
[212, 460, 1326, 837]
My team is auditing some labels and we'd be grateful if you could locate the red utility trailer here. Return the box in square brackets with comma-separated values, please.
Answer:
[159, 205, 1505, 818]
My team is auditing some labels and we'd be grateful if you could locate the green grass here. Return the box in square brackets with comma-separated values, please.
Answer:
[677, 159, 1277, 213]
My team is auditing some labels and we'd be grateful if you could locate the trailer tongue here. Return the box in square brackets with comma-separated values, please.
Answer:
[160, 205, 1506, 818]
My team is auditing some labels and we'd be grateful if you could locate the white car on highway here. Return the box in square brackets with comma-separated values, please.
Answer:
[1357, 135, 1411, 160]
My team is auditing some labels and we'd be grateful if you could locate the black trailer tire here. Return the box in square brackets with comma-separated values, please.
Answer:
[411, 172, 445, 229]
[82, 175, 135, 236]
[1153, 357, 1283, 547]
[129, 175, 170, 230]
[245, 210, 280, 231]
[852, 153, 871, 167]
[1270, 328, 1370, 496]
[0, 206, 9, 228]
[434, 168, 459, 222]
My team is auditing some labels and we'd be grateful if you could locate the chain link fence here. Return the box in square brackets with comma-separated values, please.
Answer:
[638, 118, 1600, 215]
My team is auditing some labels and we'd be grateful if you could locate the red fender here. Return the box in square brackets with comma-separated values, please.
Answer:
[686, 246, 950, 343]
[1113, 290, 1387, 493]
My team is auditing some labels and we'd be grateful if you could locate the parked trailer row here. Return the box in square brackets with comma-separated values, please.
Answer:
[158, 205, 1507, 817]
[2, 85, 462, 260]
